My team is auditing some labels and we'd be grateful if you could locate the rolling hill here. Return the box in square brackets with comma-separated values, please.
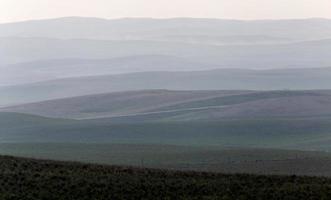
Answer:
[2, 90, 331, 150]
[2, 17, 331, 181]
[2, 90, 331, 120]
[1, 17, 331, 87]
[1, 36, 331, 68]
[0, 90, 251, 119]
[0, 55, 218, 85]
[1, 67, 331, 106]
[1, 111, 331, 150]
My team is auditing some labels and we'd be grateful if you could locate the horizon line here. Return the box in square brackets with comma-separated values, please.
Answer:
[1, 16, 331, 25]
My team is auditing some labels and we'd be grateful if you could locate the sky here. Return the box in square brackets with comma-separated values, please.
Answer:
[1, 0, 331, 23]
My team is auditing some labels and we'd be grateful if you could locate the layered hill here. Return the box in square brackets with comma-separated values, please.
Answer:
[1, 37, 331, 68]
[2, 90, 331, 150]
[0, 90, 250, 119]
[1, 17, 331, 42]
[1, 17, 331, 87]
[0, 55, 217, 85]
[1, 18, 331, 88]
[2, 90, 331, 120]
[1, 67, 331, 106]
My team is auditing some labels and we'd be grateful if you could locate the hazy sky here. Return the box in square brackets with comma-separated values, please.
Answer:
[1, 0, 331, 23]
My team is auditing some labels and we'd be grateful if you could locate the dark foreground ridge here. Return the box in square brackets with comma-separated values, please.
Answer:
[1, 156, 331, 200]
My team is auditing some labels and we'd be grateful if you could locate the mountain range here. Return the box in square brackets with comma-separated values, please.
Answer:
[1, 17, 331, 41]
[1, 17, 331, 87]
[2, 17, 331, 157]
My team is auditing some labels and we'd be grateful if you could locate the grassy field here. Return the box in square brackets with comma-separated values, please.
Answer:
[1, 155, 331, 200]
[2, 143, 331, 176]
[2, 112, 331, 150]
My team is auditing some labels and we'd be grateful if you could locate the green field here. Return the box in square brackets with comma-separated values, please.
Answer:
[2, 112, 331, 150]
[2, 143, 331, 176]
[2, 90, 331, 178]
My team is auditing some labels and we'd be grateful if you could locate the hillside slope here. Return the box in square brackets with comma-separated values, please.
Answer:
[1, 68, 331, 106]
[2, 37, 331, 67]
[1, 112, 331, 150]
[0, 90, 250, 119]
[3, 90, 331, 120]
[0, 55, 218, 85]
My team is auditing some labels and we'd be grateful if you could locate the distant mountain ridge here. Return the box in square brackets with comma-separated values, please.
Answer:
[1, 67, 331, 106]
[1, 17, 330, 85]
[1, 17, 331, 41]
[0, 55, 218, 85]
[1, 36, 330, 69]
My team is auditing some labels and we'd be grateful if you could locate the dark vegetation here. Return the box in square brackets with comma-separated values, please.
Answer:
[1, 155, 331, 200]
